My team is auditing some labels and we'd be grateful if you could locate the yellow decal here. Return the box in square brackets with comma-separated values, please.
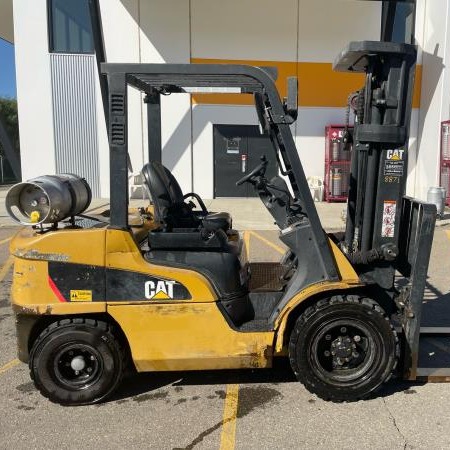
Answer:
[70, 290, 93, 302]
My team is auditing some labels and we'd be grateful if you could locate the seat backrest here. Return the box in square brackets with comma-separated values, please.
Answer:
[141, 161, 185, 223]
[162, 165, 184, 203]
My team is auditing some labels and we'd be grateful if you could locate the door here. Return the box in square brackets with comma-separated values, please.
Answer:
[213, 125, 278, 197]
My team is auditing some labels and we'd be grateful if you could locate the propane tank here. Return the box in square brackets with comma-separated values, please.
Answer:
[6, 174, 92, 225]
[331, 139, 341, 161]
[442, 167, 450, 196]
[331, 168, 343, 197]
[427, 186, 446, 219]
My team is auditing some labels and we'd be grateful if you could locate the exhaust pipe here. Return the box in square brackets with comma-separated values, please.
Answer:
[6, 174, 92, 225]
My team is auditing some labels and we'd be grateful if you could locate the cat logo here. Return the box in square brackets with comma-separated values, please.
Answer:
[145, 280, 175, 300]
[386, 149, 404, 161]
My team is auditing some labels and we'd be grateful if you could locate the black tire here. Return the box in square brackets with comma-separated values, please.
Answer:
[29, 318, 124, 405]
[289, 295, 398, 402]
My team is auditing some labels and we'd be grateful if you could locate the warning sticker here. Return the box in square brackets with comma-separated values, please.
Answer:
[225, 137, 241, 154]
[381, 201, 397, 238]
[384, 160, 404, 177]
[70, 290, 93, 302]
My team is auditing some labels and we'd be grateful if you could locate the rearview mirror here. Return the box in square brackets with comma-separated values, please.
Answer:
[284, 77, 298, 122]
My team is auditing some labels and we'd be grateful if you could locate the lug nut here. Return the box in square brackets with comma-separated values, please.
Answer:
[324, 351, 331, 357]
[354, 335, 361, 342]
[340, 327, 347, 333]
[325, 334, 332, 341]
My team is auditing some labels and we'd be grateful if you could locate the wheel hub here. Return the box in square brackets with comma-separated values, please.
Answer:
[54, 345, 102, 389]
[70, 355, 86, 371]
[331, 336, 359, 366]
[317, 325, 367, 374]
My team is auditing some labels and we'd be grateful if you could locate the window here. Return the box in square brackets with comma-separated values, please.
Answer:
[49, 0, 94, 53]
[381, 1, 416, 44]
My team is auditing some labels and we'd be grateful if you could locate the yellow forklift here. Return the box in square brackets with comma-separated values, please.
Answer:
[6, 3, 441, 405]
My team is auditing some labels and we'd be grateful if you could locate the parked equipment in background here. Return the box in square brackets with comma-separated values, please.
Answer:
[324, 125, 352, 202]
[441, 121, 450, 206]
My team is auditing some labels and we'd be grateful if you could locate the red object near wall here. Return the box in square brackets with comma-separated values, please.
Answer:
[324, 125, 352, 202]
[441, 121, 450, 206]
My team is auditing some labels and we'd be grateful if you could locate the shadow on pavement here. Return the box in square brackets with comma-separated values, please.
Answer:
[109, 357, 424, 404]
[421, 281, 450, 327]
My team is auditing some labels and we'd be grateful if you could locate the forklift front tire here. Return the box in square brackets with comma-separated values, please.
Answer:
[29, 318, 124, 405]
[289, 295, 398, 402]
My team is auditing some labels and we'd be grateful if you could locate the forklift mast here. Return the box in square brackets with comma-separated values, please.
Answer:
[334, 41, 417, 290]
[333, 1, 440, 380]
[328, 1, 417, 291]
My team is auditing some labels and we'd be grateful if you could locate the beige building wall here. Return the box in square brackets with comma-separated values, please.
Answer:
[12, 0, 445, 201]
[414, 0, 450, 199]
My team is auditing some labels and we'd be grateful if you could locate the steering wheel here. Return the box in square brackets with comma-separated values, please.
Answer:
[236, 156, 268, 186]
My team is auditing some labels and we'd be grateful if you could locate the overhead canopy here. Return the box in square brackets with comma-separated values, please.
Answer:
[102, 63, 278, 95]
[0, 0, 13, 43]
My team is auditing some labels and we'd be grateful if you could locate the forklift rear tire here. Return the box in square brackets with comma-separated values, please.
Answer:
[289, 295, 398, 402]
[29, 318, 124, 405]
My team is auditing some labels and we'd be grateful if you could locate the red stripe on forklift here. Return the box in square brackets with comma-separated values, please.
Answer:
[48, 276, 66, 303]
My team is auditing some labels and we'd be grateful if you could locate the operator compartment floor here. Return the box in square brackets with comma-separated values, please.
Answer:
[249, 262, 286, 292]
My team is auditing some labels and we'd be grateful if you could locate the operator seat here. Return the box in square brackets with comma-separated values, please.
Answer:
[141, 161, 232, 231]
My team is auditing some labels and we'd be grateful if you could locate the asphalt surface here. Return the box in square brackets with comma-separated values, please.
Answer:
[1, 225, 450, 450]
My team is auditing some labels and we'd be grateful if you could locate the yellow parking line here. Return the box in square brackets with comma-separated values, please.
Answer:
[243, 231, 250, 261]
[249, 231, 285, 255]
[219, 384, 239, 450]
[0, 257, 13, 282]
[0, 256, 18, 377]
[0, 237, 12, 246]
[0, 359, 19, 375]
